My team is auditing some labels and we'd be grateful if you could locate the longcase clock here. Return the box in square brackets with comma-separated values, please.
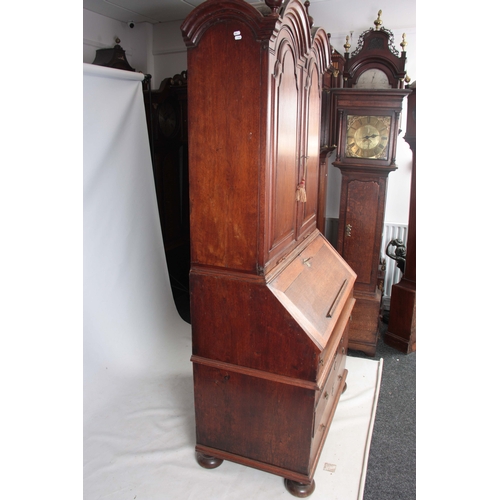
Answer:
[333, 11, 410, 356]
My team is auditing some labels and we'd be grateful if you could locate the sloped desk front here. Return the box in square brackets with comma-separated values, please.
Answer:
[191, 231, 357, 491]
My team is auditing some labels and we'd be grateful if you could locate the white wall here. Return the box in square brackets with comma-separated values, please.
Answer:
[82, 10, 187, 96]
[83, 9, 153, 76]
[152, 20, 188, 88]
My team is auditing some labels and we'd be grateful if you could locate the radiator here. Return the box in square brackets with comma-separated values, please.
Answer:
[380, 223, 408, 307]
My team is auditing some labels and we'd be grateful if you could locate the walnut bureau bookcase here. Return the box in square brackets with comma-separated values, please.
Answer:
[181, 1, 356, 496]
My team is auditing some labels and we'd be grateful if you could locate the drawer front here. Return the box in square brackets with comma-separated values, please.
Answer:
[309, 365, 347, 473]
[315, 334, 346, 406]
[316, 296, 354, 384]
[313, 335, 347, 437]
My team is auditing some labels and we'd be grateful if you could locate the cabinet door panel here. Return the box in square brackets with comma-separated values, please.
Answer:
[269, 46, 299, 258]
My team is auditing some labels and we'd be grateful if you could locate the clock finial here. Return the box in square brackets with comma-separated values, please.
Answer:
[400, 33, 407, 52]
[374, 10, 383, 30]
[304, 1, 314, 27]
[344, 35, 351, 53]
[265, 0, 283, 16]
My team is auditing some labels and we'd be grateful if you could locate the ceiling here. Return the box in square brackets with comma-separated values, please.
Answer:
[82, 0, 265, 24]
[82, 0, 416, 31]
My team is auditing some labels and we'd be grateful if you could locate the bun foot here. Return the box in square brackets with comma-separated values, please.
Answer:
[284, 478, 316, 497]
[195, 451, 223, 469]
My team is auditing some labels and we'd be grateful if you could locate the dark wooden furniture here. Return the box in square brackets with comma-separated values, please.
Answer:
[332, 13, 410, 356]
[143, 72, 189, 252]
[92, 41, 135, 72]
[181, 0, 356, 495]
[386, 82, 416, 353]
[143, 73, 191, 321]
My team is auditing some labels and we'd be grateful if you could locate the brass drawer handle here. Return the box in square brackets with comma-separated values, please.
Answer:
[346, 223, 352, 237]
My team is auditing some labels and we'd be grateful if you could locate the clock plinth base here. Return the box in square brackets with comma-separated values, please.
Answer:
[284, 478, 316, 498]
[347, 288, 382, 357]
[385, 279, 416, 354]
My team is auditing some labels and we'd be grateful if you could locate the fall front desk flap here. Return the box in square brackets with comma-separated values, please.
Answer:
[268, 232, 357, 352]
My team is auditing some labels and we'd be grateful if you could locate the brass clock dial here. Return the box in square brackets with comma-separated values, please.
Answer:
[345, 115, 391, 160]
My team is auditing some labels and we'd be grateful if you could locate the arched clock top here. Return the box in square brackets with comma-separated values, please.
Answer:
[342, 10, 407, 89]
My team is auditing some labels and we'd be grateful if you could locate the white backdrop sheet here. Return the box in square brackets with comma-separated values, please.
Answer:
[83, 62, 383, 500]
